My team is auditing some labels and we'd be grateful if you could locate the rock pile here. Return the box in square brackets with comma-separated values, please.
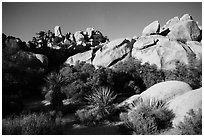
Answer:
[65, 14, 202, 70]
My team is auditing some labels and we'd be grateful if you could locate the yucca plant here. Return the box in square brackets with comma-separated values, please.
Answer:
[85, 87, 117, 118]
[75, 87, 117, 125]
[44, 72, 67, 111]
[44, 72, 67, 92]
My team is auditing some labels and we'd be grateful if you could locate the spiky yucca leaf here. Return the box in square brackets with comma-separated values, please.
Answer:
[85, 87, 117, 117]
[86, 87, 117, 106]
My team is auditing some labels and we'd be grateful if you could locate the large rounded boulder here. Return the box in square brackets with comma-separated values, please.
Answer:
[65, 50, 93, 65]
[131, 35, 197, 70]
[140, 81, 192, 101]
[92, 38, 133, 68]
[117, 81, 192, 109]
[168, 88, 202, 126]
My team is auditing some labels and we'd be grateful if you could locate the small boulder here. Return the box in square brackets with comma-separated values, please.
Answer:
[54, 26, 63, 38]
[160, 16, 179, 36]
[35, 54, 48, 67]
[180, 14, 193, 22]
[74, 31, 86, 46]
[86, 27, 94, 38]
[142, 21, 160, 36]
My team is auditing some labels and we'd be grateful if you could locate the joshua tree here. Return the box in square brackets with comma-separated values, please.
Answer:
[44, 72, 67, 120]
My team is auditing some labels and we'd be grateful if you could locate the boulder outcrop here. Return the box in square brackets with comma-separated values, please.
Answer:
[167, 20, 201, 42]
[92, 38, 132, 67]
[161, 16, 180, 31]
[168, 88, 202, 126]
[139, 81, 192, 101]
[117, 81, 192, 108]
[131, 35, 196, 69]
[117, 81, 202, 128]
[65, 14, 201, 70]
[65, 50, 93, 65]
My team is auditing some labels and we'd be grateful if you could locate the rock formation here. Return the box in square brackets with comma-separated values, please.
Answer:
[54, 26, 63, 38]
[139, 81, 192, 101]
[168, 88, 202, 126]
[117, 81, 192, 108]
[65, 50, 93, 65]
[92, 38, 132, 68]
[64, 14, 201, 70]
[117, 80, 201, 127]
[142, 20, 160, 36]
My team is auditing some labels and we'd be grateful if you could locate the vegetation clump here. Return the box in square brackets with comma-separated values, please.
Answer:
[2, 112, 63, 135]
[120, 98, 175, 135]
[177, 109, 202, 135]
[75, 87, 117, 126]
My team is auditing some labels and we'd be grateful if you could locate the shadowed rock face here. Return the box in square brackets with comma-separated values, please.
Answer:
[2, 36, 48, 70]
[2, 35, 48, 98]
[167, 20, 201, 42]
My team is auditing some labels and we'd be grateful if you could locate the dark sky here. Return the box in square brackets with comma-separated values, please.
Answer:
[2, 2, 202, 42]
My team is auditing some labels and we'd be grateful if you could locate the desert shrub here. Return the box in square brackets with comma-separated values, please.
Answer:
[120, 98, 175, 135]
[177, 109, 202, 135]
[59, 62, 95, 102]
[75, 87, 117, 126]
[59, 62, 117, 103]
[139, 63, 165, 88]
[2, 112, 63, 135]
[165, 57, 202, 89]
[75, 107, 99, 126]
[114, 57, 165, 92]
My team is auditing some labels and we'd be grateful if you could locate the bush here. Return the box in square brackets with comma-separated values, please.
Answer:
[75, 87, 117, 126]
[139, 63, 165, 88]
[75, 107, 99, 126]
[59, 62, 95, 103]
[114, 57, 165, 92]
[177, 109, 202, 135]
[2, 112, 63, 135]
[165, 56, 202, 89]
[120, 98, 175, 135]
